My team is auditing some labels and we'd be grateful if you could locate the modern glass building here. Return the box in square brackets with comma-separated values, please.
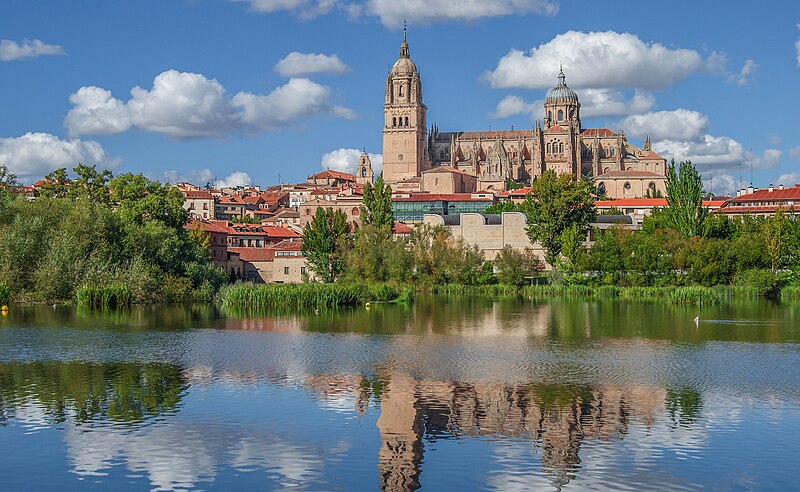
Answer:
[392, 193, 494, 222]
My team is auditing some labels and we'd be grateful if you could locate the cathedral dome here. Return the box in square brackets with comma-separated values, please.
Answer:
[392, 57, 417, 76]
[545, 69, 579, 104]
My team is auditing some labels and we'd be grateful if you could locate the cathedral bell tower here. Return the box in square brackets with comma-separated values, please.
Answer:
[356, 151, 374, 185]
[382, 25, 428, 183]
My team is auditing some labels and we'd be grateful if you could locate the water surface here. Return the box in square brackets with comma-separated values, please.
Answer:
[1, 297, 799, 490]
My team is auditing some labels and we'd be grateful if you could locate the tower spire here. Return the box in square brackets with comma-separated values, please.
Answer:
[558, 63, 566, 86]
[399, 21, 410, 59]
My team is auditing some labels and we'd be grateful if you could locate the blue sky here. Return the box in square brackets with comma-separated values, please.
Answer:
[1, 0, 799, 194]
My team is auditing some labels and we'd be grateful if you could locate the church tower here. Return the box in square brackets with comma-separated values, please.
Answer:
[543, 67, 581, 132]
[382, 25, 428, 183]
[356, 151, 374, 185]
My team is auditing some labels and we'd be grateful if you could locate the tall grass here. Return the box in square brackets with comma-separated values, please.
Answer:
[0, 282, 11, 305]
[430, 284, 521, 296]
[219, 282, 406, 310]
[667, 286, 721, 305]
[781, 286, 800, 301]
[76, 284, 133, 308]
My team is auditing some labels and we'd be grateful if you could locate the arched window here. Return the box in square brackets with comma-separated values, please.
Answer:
[557, 110, 564, 120]
[352, 207, 360, 216]
[392, 117, 396, 127]
[405, 116, 409, 126]
[547, 111, 552, 120]
[648, 182, 656, 192]
[399, 85, 403, 97]
[597, 183, 606, 196]
[559, 142, 564, 153]
[361, 168, 367, 177]
[546, 143, 551, 153]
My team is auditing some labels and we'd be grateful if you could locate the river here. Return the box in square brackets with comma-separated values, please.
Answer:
[1, 296, 799, 490]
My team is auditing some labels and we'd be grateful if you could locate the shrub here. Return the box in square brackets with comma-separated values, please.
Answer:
[733, 269, 780, 298]
[0, 282, 11, 305]
[76, 284, 133, 308]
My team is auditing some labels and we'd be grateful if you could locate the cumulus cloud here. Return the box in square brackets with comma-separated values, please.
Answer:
[580, 89, 655, 118]
[751, 149, 782, 169]
[274, 52, 349, 76]
[491, 89, 653, 120]
[654, 136, 781, 172]
[65, 70, 354, 139]
[0, 132, 119, 180]
[364, 0, 558, 27]
[621, 109, 709, 141]
[321, 148, 383, 176]
[161, 168, 215, 185]
[485, 31, 706, 90]
[217, 171, 254, 188]
[701, 172, 738, 196]
[232, 0, 558, 25]
[789, 146, 800, 161]
[778, 172, 800, 186]
[0, 38, 64, 61]
[490, 95, 542, 119]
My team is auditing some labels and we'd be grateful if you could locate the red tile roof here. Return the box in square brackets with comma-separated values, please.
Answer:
[228, 247, 276, 262]
[596, 170, 664, 178]
[727, 185, 800, 203]
[184, 190, 213, 199]
[393, 222, 413, 234]
[581, 128, 620, 138]
[227, 225, 301, 237]
[545, 125, 566, 132]
[456, 130, 530, 139]
[309, 169, 356, 182]
[185, 219, 230, 234]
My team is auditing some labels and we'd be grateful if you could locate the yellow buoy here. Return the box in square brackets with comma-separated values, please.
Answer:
[1, 305, 8, 316]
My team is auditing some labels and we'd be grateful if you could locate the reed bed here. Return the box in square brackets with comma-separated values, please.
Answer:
[781, 286, 800, 301]
[76, 284, 133, 308]
[219, 282, 408, 310]
[0, 282, 11, 306]
[667, 286, 721, 305]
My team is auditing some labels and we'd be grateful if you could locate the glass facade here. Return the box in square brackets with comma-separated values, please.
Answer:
[392, 200, 491, 222]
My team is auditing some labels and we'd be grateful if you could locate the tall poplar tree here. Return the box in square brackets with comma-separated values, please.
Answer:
[360, 175, 394, 232]
[302, 207, 350, 282]
[665, 159, 706, 237]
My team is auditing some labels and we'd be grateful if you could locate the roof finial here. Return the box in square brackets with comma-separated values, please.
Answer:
[558, 61, 566, 85]
[399, 21, 410, 59]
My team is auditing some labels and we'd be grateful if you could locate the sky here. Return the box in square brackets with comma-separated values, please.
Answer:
[1, 0, 799, 195]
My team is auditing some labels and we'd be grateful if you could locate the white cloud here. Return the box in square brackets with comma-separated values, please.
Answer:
[231, 0, 337, 19]
[485, 31, 706, 90]
[365, 0, 558, 27]
[777, 172, 800, 186]
[321, 148, 383, 176]
[274, 52, 349, 76]
[654, 137, 781, 171]
[621, 109, 710, 141]
[232, 0, 558, 25]
[796, 24, 800, 67]
[161, 168, 215, 185]
[702, 172, 738, 196]
[0, 132, 119, 180]
[217, 171, 253, 188]
[65, 70, 354, 139]
[65, 86, 132, 137]
[491, 89, 654, 120]
[490, 95, 541, 119]
[769, 133, 782, 146]
[751, 149, 781, 169]
[727, 59, 757, 86]
[579, 89, 655, 118]
[653, 135, 745, 168]
[789, 146, 800, 161]
[0, 38, 64, 61]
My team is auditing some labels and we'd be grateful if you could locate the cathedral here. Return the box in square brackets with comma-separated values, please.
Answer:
[382, 29, 668, 198]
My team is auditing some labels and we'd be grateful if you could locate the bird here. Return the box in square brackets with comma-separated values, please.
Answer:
[694, 315, 699, 325]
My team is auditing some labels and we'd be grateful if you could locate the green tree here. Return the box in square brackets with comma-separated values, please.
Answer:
[39, 168, 71, 198]
[344, 225, 413, 282]
[483, 201, 519, 214]
[69, 163, 113, 204]
[361, 175, 394, 231]
[409, 224, 484, 285]
[521, 170, 596, 266]
[493, 245, 542, 287]
[505, 178, 524, 191]
[665, 159, 707, 237]
[0, 165, 18, 191]
[302, 207, 350, 282]
[764, 210, 790, 272]
[109, 173, 187, 228]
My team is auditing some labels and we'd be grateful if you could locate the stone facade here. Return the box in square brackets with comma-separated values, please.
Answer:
[382, 31, 667, 198]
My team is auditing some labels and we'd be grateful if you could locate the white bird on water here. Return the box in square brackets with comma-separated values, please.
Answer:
[694, 315, 700, 325]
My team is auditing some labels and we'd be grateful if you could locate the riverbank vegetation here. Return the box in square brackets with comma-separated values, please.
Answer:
[220, 282, 413, 310]
[0, 164, 227, 304]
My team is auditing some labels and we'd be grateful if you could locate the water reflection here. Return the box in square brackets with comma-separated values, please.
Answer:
[0, 298, 799, 490]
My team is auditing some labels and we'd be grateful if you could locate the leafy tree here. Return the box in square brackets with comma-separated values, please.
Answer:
[0, 165, 18, 191]
[505, 178, 524, 191]
[484, 201, 519, 214]
[764, 210, 790, 272]
[109, 173, 187, 228]
[70, 163, 113, 204]
[361, 175, 394, 231]
[302, 207, 350, 282]
[493, 246, 542, 287]
[521, 170, 596, 266]
[665, 159, 706, 237]
[39, 168, 71, 198]
[408, 224, 484, 285]
[344, 225, 413, 282]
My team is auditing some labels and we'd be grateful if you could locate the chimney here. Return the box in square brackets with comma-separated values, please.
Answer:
[747, 185, 754, 194]
[779, 184, 785, 190]
[769, 184, 774, 192]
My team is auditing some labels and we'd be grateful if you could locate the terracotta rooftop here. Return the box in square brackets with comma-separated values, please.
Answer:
[309, 169, 356, 181]
[581, 128, 620, 138]
[185, 219, 230, 234]
[596, 170, 664, 178]
[393, 222, 413, 234]
[184, 190, 213, 199]
[728, 185, 800, 203]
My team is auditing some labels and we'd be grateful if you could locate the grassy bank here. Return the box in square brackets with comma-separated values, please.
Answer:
[76, 284, 133, 309]
[219, 282, 413, 310]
